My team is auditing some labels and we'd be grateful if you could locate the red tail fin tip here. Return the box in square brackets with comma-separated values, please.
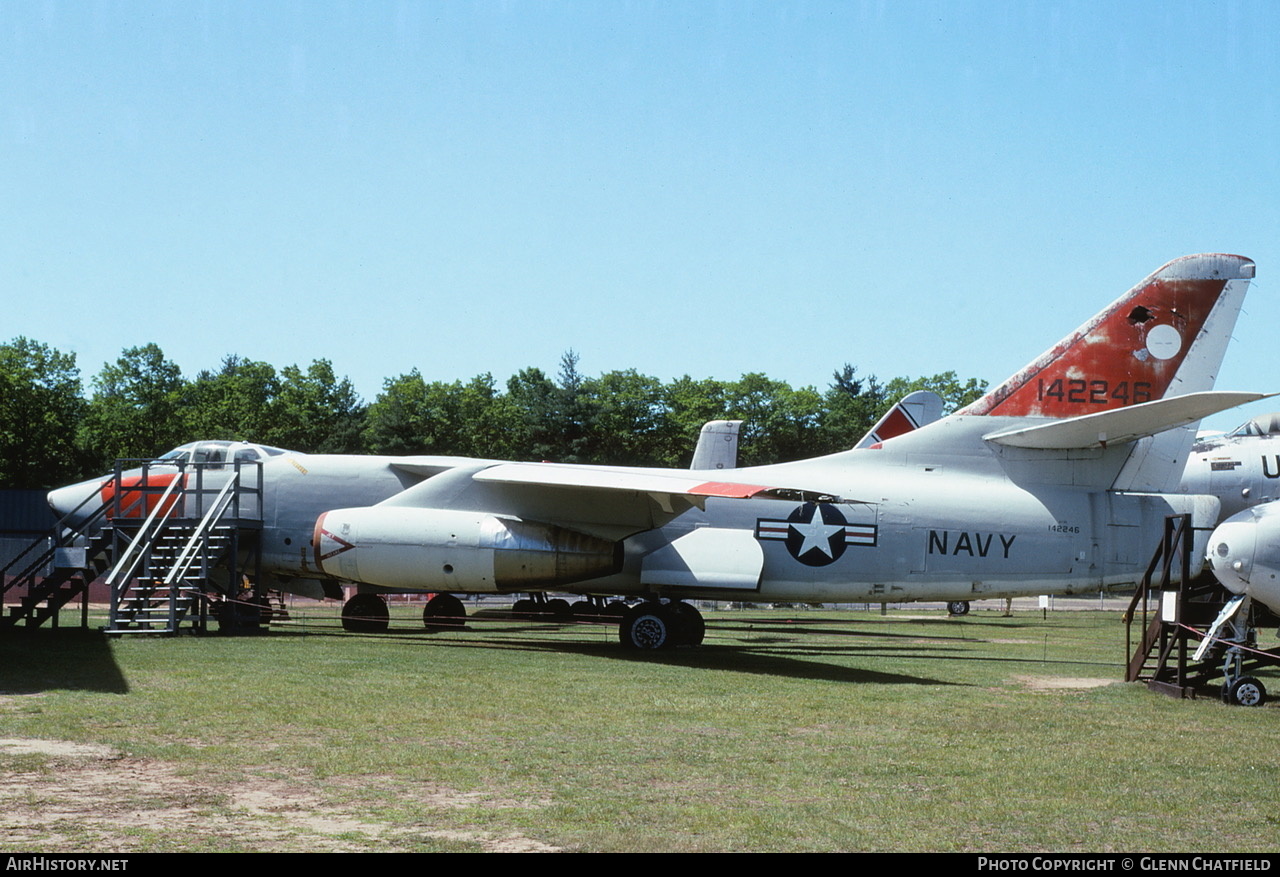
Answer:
[960, 254, 1255, 418]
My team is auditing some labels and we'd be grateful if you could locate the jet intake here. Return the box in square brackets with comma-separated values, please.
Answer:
[1207, 504, 1280, 615]
[313, 507, 620, 592]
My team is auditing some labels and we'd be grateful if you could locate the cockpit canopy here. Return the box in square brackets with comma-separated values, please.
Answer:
[1226, 413, 1280, 439]
[154, 440, 295, 469]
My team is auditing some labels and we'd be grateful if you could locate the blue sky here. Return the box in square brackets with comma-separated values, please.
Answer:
[4, 1, 1278, 431]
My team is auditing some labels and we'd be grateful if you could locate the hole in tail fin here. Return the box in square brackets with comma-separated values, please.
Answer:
[1128, 306, 1153, 324]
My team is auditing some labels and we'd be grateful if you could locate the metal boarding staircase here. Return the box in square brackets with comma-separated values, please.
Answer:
[1125, 514, 1280, 699]
[0, 483, 118, 630]
[1, 458, 263, 635]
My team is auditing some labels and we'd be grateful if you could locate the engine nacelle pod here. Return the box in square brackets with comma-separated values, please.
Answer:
[313, 507, 620, 592]
[1207, 504, 1280, 615]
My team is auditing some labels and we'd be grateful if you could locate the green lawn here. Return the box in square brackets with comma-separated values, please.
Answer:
[1, 604, 1276, 852]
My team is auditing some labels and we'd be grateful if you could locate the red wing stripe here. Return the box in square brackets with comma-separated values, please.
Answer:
[690, 481, 771, 498]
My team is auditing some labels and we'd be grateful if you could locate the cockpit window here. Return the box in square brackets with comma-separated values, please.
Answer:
[1228, 414, 1280, 439]
[152, 440, 299, 465]
[193, 446, 227, 468]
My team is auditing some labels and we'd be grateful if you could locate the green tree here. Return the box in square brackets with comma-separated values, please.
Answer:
[0, 337, 86, 488]
[819, 364, 889, 452]
[659, 375, 728, 467]
[883, 371, 988, 414]
[80, 344, 188, 467]
[184, 355, 281, 443]
[365, 370, 515, 458]
[505, 366, 562, 461]
[582, 369, 668, 466]
[266, 360, 366, 453]
[722, 373, 826, 466]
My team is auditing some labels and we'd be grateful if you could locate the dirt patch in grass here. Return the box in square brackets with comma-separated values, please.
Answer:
[0, 738, 559, 852]
[1014, 675, 1115, 691]
[0, 738, 121, 759]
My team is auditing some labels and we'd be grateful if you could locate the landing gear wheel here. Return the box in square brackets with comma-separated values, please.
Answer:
[215, 598, 262, 634]
[342, 594, 389, 633]
[423, 593, 467, 629]
[545, 598, 572, 618]
[511, 598, 536, 615]
[620, 602, 673, 650]
[604, 600, 628, 618]
[254, 594, 273, 626]
[668, 601, 705, 647]
[947, 601, 971, 617]
[1225, 676, 1267, 707]
[570, 600, 597, 618]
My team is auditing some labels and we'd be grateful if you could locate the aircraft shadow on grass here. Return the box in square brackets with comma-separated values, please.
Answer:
[294, 619, 973, 687]
[294, 605, 1123, 683]
[0, 630, 129, 694]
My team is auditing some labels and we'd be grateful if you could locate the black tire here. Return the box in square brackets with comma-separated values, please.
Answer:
[423, 593, 467, 629]
[511, 598, 536, 615]
[545, 598, 572, 618]
[570, 600, 596, 617]
[1226, 676, 1267, 707]
[216, 600, 257, 635]
[604, 600, 628, 617]
[667, 601, 705, 647]
[342, 594, 389, 633]
[947, 601, 971, 617]
[619, 602, 672, 650]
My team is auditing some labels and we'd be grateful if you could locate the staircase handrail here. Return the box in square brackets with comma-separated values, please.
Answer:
[104, 474, 185, 589]
[161, 473, 240, 590]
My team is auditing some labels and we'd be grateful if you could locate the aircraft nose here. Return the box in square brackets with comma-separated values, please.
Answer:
[47, 479, 104, 524]
[1207, 514, 1259, 597]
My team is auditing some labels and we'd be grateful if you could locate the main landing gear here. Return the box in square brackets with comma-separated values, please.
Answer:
[340, 592, 469, 632]
[511, 594, 627, 619]
[422, 593, 467, 629]
[338, 591, 704, 651]
[341, 593, 389, 633]
[619, 600, 705, 650]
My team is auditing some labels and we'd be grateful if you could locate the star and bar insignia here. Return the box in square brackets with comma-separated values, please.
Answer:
[755, 502, 877, 567]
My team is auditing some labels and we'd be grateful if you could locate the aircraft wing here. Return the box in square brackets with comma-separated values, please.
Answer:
[473, 462, 774, 505]
[369, 458, 831, 541]
[982, 391, 1273, 450]
[388, 455, 506, 479]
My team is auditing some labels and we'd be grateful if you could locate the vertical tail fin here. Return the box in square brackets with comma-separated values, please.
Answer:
[854, 390, 945, 448]
[690, 420, 743, 470]
[960, 254, 1255, 418]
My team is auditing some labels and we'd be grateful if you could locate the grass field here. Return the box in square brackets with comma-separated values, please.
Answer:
[1, 602, 1277, 852]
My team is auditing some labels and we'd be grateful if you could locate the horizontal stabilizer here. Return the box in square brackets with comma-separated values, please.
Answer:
[983, 391, 1273, 450]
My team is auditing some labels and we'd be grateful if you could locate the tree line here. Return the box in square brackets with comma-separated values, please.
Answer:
[0, 337, 987, 489]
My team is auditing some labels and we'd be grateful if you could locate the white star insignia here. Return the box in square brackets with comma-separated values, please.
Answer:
[790, 507, 844, 557]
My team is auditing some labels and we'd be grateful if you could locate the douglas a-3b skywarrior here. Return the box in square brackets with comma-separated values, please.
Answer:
[48, 254, 1266, 651]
